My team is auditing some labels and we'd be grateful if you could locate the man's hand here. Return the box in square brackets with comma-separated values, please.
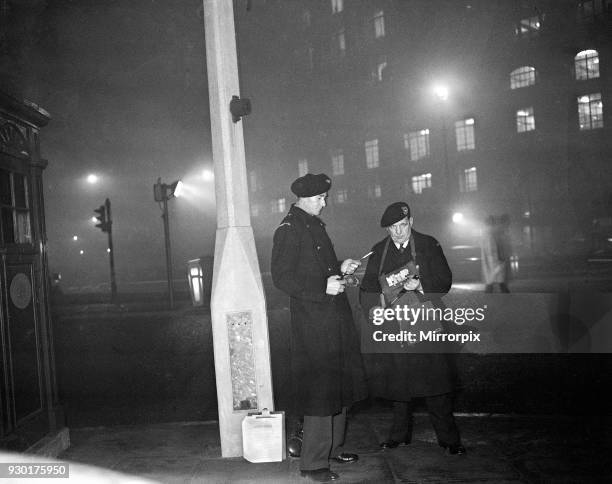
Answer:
[403, 277, 422, 292]
[340, 258, 361, 275]
[326, 275, 346, 295]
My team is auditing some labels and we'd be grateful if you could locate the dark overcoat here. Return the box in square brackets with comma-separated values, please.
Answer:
[359, 230, 457, 401]
[271, 205, 367, 416]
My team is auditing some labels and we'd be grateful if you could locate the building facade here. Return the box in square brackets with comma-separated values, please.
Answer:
[238, 0, 612, 273]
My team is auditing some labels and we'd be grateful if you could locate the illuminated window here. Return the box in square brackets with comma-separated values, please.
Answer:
[516, 107, 535, 132]
[249, 170, 257, 192]
[460, 167, 478, 192]
[455, 118, 475, 151]
[373, 10, 385, 38]
[510, 66, 536, 89]
[298, 159, 309, 176]
[335, 189, 348, 203]
[0, 168, 31, 245]
[411, 173, 432, 194]
[372, 55, 387, 82]
[577, 93, 604, 130]
[575, 49, 600, 80]
[404, 129, 430, 161]
[331, 0, 343, 14]
[515, 15, 542, 38]
[331, 149, 344, 175]
[271, 198, 286, 213]
[332, 28, 346, 58]
[367, 183, 382, 199]
[365, 139, 379, 168]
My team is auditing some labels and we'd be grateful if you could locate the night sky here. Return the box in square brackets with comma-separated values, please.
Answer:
[18, 0, 217, 289]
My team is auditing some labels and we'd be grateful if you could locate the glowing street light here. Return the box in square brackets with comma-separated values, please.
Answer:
[452, 212, 464, 224]
[86, 174, 99, 184]
[72, 235, 78, 241]
[153, 177, 183, 309]
[202, 169, 214, 181]
[433, 84, 449, 102]
[79, 249, 84, 255]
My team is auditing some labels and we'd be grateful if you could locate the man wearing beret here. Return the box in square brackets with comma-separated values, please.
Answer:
[271, 173, 367, 482]
[360, 202, 466, 455]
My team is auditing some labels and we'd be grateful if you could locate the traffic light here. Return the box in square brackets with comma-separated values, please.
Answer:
[94, 204, 108, 232]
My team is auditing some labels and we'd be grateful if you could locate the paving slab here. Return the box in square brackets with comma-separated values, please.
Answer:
[55, 412, 611, 483]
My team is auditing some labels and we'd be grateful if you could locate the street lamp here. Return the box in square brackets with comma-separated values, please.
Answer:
[153, 177, 183, 309]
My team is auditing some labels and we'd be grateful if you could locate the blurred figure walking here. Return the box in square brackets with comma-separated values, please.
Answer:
[481, 215, 511, 293]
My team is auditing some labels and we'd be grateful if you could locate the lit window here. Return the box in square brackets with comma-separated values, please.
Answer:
[331, 0, 343, 14]
[459, 166, 478, 192]
[510, 66, 536, 89]
[368, 183, 382, 199]
[298, 159, 309, 177]
[404, 129, 430, 161]
[412, 173, 432, 194]
[455, 118, 475, 151]
[331, 149, 344, 175]
[516, 107, 535, 132]
[373, 10, 385, 38]
[515, 15, 543, 38]
[335, 189, 348, 203]
[575, 49, 600, 80]
[577, 93, 604, 130]
[249, 170, 257, 192]
[0, 168, 31, 244]
[372, 55, 387, 82]
[271, 198, 286, 213]
[365, 139, 379, 168]
[250, 204, 259, 217]
[460, 167, 478, 192]
[332, 28, 346, 58]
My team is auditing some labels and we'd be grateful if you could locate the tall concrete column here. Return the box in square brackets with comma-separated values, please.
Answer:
[202, 0, 274, 458]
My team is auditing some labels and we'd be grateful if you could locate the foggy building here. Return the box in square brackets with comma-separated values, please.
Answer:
[238, 0, 612, 271]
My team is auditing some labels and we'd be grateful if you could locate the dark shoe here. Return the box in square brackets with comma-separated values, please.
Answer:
[440, 443, 467, 455]
[331, 452, 359, 463]
[300, 468, 339, 482]
[380, 439, 409, 449]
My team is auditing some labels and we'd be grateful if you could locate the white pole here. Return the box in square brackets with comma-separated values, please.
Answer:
[202, 0, 274, 458]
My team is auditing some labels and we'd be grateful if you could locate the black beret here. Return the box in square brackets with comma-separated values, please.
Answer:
[380, 202, 411, 227]
[291, 173, 332, 197]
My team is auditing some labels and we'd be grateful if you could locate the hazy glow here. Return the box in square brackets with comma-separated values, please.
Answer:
[433, 84, 449, 101]
[87, 174, 99, 184]
[202, 169, 214, 181]
[452, 212, 464, 224]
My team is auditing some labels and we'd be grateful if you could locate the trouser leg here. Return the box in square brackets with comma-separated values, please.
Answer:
[388, 400, 414, 442]
[330, 407, 347, 457]
[425, 393, 460, 446]
[301, 414, 333, 471]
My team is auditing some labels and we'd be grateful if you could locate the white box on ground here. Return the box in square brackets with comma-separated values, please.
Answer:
[242, 408, 285, 463]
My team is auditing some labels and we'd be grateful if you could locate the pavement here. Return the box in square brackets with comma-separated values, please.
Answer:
[57, 408, 611, 483]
